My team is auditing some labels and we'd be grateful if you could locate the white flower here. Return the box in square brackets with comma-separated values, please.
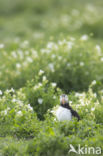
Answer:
[75, 92, 84, 97]
[42, 76, 47, 81]
[50, 110, 55, 113]
[100, 57, 103, 62]
[93, 93, 97, 98]
[47, 42, 58, 50]
[67, 63, 71, 67]
[53, 95, 56, 99]
[17, 100, 24, 106]
[7, 107, 10, 111]
[1, 107, 10, 116]
[3, 110, 8, 115]
[47, 42, 53, 49]
[16, 111, 23, 116]
[80, 62, 84, 66]
[38, 83, 42, 87]
[0, 44, 4, 49]
[6, 89, 10, 93]
[16, 63, 21, 68]
[85, 109, 88, 112]
[51, 54, 56, 59]
[67, 41, 74, 50]
[12, 99, 17, 102]
[48, 63, 55, 72]
[27, 57, 33, 63]
[33, 83, 42, 90]
[51, 83, 57, 87]
[38, 69, 44, 75]
[96, 45, 101, 55]
[80, 35, 88, 41]
[69, 101, 72, 104]
[27, 104, 33, 111]
[38, 98, 43, 104]
[11, 88, 15, 93]
[91, 107, 95, 111]
[0, 90, 2, 95]
[91, 80, 96, 85]
[58, 56, 62, 61]
[11, 51, 17, 58]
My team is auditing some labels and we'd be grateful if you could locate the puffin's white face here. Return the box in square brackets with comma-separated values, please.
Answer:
[60, 94, 68, 104]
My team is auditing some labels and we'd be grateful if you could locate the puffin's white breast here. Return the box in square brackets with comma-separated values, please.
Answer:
[56, 106, 72, 121]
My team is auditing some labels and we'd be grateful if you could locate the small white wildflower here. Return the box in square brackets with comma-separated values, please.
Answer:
[51, 83, 57, 87]
[47, 42, 58, 50]
[50, 110, 55, 113]
[11, 51, 17, 58]
[1, 109, 8, 116]
[80, 35, 88, 41]
[94, 93, 97, 98]
[54, 118, 57, 121]
[85, 109, 88, 112]
[38, 98, 43, 104]
[27, 104, 33, 111]
[42, 76, 47, 81]
[16, 63, 21, 68]
[41, 48, 51, 54]
[16, 111, 23, 116]
[100, 90, 103, 93]
[38, 83, 42, 87]
[12, 99, 17, 102]
[0, 90, 2, 95]
[38, 69, 44, 75]
[69, 101, 72, 104]
[80, 62, 84, 66]
[0, 44, 4, 49]
[48, 63, 55, 72]
[58, 56, 62, 61]
[51, 54, 56, 59]
[21, 40, 29, 48]
[91, 107, 95, 111]
[11, 88, 15, 93]
[67, 63, 71, 67]
[33, 83, 42, 90]
[96, 45, 101, 55]
[7, 107, 10, 111]
[75, 92, 83, 97]
[47, 42, 53, 49]
[53, 95, 56, 99]
[4, 110, 8, 115]
[17, 100, 24, 106]
[6, 89, 10, 93]
[91, 80, 96, 85]
[67, 41, 74, 50]
[27, 57, 33, 63]
[100, 57, 103, 62]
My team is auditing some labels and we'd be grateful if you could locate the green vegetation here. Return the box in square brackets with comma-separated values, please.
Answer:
[0, 0, 103, 155]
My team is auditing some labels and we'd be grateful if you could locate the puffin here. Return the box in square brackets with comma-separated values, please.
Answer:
[56, 94, 80, 121]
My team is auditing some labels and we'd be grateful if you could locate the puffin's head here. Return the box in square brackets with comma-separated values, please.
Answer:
[60, 94, 68, 104]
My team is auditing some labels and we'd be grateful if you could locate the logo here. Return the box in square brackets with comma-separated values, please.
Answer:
[69, 144, 101, 155]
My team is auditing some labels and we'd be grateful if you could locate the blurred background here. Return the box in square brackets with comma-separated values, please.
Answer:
[0, 0, 103, 41]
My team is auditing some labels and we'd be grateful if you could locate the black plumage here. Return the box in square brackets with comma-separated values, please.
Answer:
[61, 102, 80, 121]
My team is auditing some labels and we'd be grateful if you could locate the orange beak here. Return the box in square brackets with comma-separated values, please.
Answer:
[62, 97, 65, 104]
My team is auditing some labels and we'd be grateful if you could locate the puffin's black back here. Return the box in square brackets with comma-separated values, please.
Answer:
[61, 102, 80, 121]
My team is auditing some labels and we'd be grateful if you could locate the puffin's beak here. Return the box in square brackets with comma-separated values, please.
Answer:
[62, 97, 65, 104]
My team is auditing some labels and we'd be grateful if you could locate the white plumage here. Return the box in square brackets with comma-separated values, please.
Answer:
[56, 106, 72, 121]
